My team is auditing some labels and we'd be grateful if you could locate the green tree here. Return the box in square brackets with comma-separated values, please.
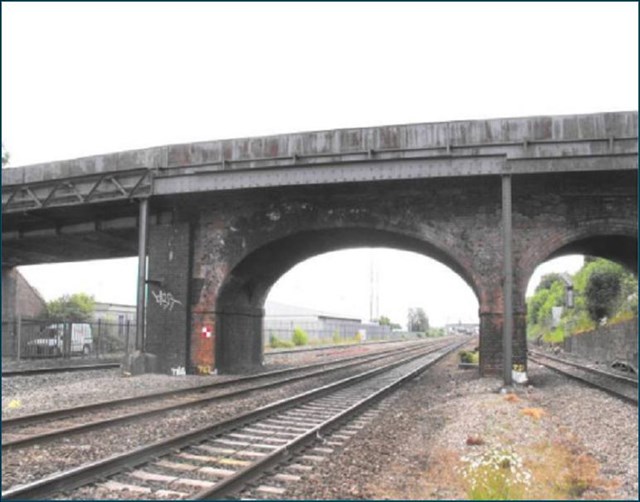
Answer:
[535, 272, 563, 293]
[377, 315, 401, 330]
[378, 315, 391, 326]
[47, 293, 95, 322]
[408, 307, 429, 332]
[585, 268, 622, 322]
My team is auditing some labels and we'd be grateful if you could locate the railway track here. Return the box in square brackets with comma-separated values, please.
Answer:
[1, 341, 435, 450]
[2, 338, 464, 500]
[1, 362, 121, 377]
[528, 349, 638, 404]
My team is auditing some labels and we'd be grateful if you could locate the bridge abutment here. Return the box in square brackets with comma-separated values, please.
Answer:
[216, 305, 265, 374]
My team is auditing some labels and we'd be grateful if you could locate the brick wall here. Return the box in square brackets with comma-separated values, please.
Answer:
[16, 270, 47, 318]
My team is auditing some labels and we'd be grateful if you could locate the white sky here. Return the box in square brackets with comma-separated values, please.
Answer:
[4, 2, 638, 328]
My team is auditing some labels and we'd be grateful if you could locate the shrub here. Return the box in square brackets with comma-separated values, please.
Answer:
[292, 327, 309, 346]
[269, 334, 294, 349]
[459, 350, 479, 364]
[332, 330, 341, 344]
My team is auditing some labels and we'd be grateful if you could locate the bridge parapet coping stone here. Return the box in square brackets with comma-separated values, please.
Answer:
[3, 111, 637, 186]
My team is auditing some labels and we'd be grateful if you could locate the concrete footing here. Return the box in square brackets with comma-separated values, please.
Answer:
[123, 351, 159, 375]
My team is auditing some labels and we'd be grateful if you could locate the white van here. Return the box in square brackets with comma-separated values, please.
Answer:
[27, 323, 93, 356]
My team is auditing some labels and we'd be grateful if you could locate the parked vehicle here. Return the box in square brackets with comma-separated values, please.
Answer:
[26, 323, 93, 357]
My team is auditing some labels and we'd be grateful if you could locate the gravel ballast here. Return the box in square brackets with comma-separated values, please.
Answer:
[284, 348, 638, 500]
[2, 340, 636, 500]
[1, 341, 425, 491]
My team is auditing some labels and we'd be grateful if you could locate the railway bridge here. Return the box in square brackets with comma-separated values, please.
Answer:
[2, 111, 637, 379]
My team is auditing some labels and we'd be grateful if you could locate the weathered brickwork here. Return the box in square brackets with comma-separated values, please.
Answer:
[142, 169, 635, 376]
[1, 268, 46, 322]
[1, 267, 47, 355]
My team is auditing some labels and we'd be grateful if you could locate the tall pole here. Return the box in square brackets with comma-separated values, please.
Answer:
[136, 198, 149, 351]
[502, 174, 513, 386]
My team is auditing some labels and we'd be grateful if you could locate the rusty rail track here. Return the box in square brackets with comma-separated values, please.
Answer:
[528, 350, 638, 404]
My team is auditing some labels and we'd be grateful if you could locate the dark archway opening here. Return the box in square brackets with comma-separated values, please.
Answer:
[215, 227, 479, 373]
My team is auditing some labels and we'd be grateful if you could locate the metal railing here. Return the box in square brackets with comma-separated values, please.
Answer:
[1, 318, 132, 362]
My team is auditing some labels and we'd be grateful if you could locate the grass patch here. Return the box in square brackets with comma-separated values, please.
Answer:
[268, 334, 294, 349]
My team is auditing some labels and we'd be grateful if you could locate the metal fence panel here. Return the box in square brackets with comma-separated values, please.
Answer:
[1, 318, 132, 362]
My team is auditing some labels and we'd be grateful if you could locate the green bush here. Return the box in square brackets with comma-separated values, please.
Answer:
[332, 330, 342, 344]
[459, 350, 479, 364]
[269, 334, 294, 349]
[292, 327, 309, 346]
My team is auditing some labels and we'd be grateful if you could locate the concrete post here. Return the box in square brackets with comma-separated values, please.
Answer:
[136, 198, 149, 351]
[502, 174, 513, 386]
[16, 314, 22, 360]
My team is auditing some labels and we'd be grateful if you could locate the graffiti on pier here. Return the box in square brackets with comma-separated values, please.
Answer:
[152, 289, 183, 311]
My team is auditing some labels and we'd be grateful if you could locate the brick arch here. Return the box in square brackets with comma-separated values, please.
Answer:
[516, 220, 638, 299]
[214, 226, 480, 372]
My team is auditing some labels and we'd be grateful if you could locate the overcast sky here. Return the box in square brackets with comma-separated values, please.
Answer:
[4, 2, 638, 327]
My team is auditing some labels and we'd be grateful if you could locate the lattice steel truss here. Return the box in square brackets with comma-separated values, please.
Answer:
[2, 168, 153, 213]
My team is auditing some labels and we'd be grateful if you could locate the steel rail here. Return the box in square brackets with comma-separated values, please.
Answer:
[1, 340, 458, 500]
[2, 342, 434, 449]
[1, 362, 121, 377]
[528, 351, 638, 404]
[264, 337, 403, 356]
[194, 340, 462, 499]
[2, 341, 422, 429]
[528, 349, 637, 385]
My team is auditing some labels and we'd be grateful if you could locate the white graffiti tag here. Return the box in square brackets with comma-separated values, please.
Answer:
[152, 289, 183, 311]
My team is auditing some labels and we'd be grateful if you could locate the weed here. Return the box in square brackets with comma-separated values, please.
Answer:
[525, 441, 606, 499]
[459, 445, 531, 500]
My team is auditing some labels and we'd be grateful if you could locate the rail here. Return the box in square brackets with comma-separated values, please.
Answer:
[1, 339, 462, 500]
[1, 341, 431, 449]
[528, 350, 638, 404]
